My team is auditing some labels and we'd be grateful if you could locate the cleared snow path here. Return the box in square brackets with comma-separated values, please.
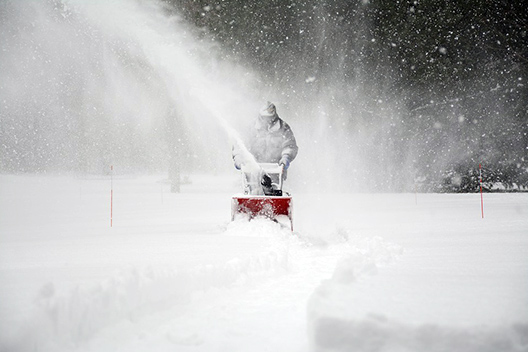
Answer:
[60, 222, 402, 352]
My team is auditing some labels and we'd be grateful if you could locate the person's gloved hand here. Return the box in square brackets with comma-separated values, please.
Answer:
[233, 155, 245, 170]
[279, 155, 290, 170]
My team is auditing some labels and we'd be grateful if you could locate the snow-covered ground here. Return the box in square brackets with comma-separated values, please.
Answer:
[1, 173, 527, 352]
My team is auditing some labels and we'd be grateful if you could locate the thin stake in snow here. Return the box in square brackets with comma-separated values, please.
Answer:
[414, 182, 417, 205]
[110, 165, 113, 227]
[479, 163, 484, 219]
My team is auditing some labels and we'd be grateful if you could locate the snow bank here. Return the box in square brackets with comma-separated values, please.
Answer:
[3, 221, 290, 352]
[307, 235, 528, 352]
[309, 314, 528, 352]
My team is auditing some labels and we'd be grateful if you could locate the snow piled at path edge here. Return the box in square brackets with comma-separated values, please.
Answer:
[3, 220, 292, 352]
[307, 233, 528, 352]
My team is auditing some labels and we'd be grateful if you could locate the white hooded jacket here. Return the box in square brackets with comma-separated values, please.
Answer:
[233, 114, 298, 167]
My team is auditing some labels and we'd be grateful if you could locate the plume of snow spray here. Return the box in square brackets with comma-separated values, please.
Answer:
[0, 0, 262, 173]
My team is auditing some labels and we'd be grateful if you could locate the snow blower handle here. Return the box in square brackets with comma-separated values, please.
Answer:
[278, 163, 285, 190]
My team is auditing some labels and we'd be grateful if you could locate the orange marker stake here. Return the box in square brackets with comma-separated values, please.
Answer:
[110, 165, 113, 227]
[479, 163, 484, 219]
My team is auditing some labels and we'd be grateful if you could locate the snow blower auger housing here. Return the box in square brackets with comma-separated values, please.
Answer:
[231, 163, 293, 231]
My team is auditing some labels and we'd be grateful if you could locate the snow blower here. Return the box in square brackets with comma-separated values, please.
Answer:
[231, 163, 293, 231]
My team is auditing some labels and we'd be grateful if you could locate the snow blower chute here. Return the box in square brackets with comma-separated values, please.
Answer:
[231, 163, 293, 231]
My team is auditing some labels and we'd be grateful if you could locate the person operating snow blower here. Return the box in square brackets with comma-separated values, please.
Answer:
[231, 102, 298, 230]
[232, 101, 298, 195]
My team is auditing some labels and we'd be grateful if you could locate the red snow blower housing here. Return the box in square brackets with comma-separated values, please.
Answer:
[231, 163, 293, 231]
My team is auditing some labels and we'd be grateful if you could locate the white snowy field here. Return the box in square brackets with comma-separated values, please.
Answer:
[0, 173, 527, 352]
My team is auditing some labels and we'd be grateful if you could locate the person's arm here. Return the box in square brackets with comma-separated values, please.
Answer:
[232, 143, 244, 169]
[280, 123, 298, 169]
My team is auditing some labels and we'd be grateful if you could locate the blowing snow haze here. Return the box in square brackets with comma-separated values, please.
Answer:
[1, 0, 527, 192]
[0, 0, 260, 176]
